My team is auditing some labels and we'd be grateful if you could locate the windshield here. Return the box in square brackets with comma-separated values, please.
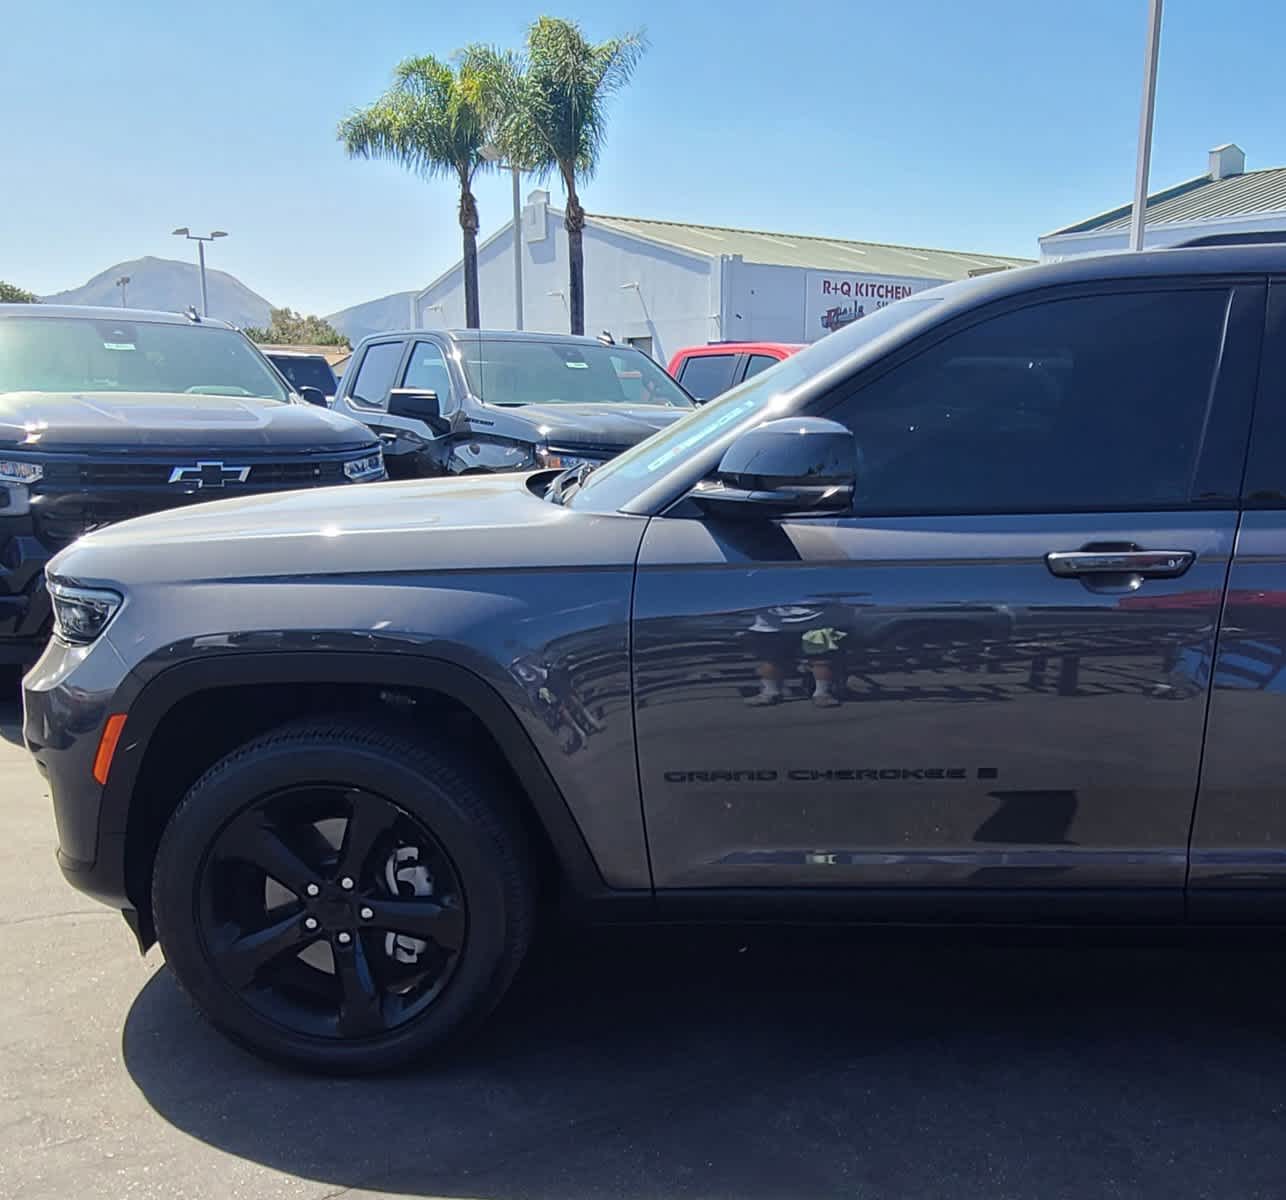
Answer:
[0, 316, 290, 401]
[460, 338, 692, 408]
[569, 296, 942, 512]
[269, 354, 337, 394]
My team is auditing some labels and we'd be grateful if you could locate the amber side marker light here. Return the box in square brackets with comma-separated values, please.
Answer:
[93, 714, 128, 785]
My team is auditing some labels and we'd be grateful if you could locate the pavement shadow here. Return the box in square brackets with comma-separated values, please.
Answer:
[0, 695, 23, 746]
[123, 925, 1286, 1198]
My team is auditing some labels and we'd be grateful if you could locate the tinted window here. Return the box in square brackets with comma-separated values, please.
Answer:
[825, 289, 1231, 513]
[403, 341, 452, 402]
[677, 353, 737, 400]
[0, 316, 288, 400]
[743, 353, 780, 381]
[349, 341, 404, 406]
[268, 355, 337, 394]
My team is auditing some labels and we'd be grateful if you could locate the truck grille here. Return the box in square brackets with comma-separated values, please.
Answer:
[40, 459, 346, 487]
[31, 453, 353, 545]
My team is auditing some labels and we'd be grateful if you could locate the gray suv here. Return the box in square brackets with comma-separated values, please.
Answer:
[25, 244, 1286, 1072]
[331, 329, 692, 476]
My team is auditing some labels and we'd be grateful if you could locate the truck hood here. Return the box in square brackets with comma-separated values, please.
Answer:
[49, 471, 646, 587]
[0, 390, 376, 451]
[480, 402, 686, 449]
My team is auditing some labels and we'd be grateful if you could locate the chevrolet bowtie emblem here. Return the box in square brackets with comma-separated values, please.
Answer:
[168, 462, 252, 488]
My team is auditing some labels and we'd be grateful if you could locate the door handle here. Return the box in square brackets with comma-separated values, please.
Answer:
[1045, 549, 1195, 579]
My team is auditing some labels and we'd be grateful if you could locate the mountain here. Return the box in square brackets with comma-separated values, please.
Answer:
[43, 257, 273, 329]
[327, 290, 417, 343]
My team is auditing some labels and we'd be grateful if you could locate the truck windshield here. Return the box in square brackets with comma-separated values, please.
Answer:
[0, 316, 290, 401]
[460, 338, 692, 408]
[570, 296, 942, 512]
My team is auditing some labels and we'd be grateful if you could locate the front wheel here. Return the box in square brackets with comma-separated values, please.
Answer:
[152, 718, 534, 1073]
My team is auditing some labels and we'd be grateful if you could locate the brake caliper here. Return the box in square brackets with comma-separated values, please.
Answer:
[382, 845, 434, 964]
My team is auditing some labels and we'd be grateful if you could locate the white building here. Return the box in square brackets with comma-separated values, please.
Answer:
[1041, 143, 1286, 260]
[415, 191, 1030, 363]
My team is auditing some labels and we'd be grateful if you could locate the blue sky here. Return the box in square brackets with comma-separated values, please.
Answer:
[3, 0, 1284, 315]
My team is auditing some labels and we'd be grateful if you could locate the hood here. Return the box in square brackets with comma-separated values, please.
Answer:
[480, 402, 685, 448]
[49, 471, 645, 588]
[0, 390, 376, 451]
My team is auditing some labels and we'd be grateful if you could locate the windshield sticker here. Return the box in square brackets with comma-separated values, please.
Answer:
[102, 342, 136, 351]
[565, 360, 589, 369]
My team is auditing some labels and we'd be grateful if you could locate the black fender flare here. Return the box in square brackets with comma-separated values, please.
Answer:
[104, 650, 616, 915]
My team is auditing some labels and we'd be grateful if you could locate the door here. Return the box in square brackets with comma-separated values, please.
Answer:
[634, 283, 1262, 904]
[1191, 278, 1286, 914]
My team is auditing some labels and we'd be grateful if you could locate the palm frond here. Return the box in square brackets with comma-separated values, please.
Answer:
[337, 53, 495, 183]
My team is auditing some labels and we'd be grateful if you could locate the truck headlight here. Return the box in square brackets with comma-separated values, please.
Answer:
[0, 459, 43, 485]
[536, 446, 598, 471]
[344, 449, 385, 481]
[48, 578, 123, 646]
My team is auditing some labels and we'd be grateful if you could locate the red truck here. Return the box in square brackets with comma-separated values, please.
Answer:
[667, 341, 804, 401]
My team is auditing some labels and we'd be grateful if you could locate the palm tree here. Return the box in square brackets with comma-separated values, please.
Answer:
[339, 56, 493, 328]
[471, 19, 645, 336]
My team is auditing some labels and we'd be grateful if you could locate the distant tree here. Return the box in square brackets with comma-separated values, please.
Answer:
[339, 55, 497, 329]
[469, 19, 646, 335]
[0, 281, 39, 303]
[244, 307, 349, 348]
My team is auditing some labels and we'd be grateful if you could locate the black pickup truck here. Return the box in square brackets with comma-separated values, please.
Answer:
[0, 305, 384, 664]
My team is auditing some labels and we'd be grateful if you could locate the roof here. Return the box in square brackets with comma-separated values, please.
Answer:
[259, 344, 351, 365]
[0, 303, 234, 328]
[1047, 166, 1286, 237]
[587, 215, 1033, 279]
[917, 242, 1286, 311]
[354, 327, 618, 348]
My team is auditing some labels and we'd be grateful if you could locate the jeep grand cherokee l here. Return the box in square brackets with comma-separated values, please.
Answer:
[26, 245, 1286, 1072]
[0, 305, 384, 664]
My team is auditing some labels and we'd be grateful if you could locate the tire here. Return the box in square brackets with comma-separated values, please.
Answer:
[151, 717, 535, 1074]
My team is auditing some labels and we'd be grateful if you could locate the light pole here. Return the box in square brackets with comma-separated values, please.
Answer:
[1129, 0, 1164, 251]
[481, 145, 524, 330]
[114, 275, 130, 307]
[171, 227, 228, 317]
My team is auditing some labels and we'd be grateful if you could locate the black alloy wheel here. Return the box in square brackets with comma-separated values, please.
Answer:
[152, 719, 534, 1073]
[196, 785, 467, 1041]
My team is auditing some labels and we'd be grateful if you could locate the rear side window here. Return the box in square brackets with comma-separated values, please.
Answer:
[825, 289, 1231, 513]
[350, 341, 404, 407]
[677, 353, 738, 401]
[743, 353, 781, 381]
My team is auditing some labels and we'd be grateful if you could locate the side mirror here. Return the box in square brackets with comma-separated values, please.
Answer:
[692, 417, 856, 519]
[298, 386, 328, 407]
[388, 388, 448, 435]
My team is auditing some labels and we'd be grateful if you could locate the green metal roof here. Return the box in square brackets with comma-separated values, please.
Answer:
[1048, 166, 1286, 237]
[588, 214, 1032, 279]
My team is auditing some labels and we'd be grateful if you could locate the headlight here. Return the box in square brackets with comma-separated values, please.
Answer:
[344, 449, 385, 481]
[536, 446, 599, 471]
[48, 578, 123, 646]
[0, 459, 43, 485]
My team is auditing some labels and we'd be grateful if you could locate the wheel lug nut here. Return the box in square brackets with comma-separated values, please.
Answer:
[340, 877, 354, 890]
[337, 931, 352, 945]
[304, 917, 319, 931]
[360, 907, 374, 920]
[305, 884, 320, 897]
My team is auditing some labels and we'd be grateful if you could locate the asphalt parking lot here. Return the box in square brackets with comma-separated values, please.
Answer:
[5, 694, 1286, 1199]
